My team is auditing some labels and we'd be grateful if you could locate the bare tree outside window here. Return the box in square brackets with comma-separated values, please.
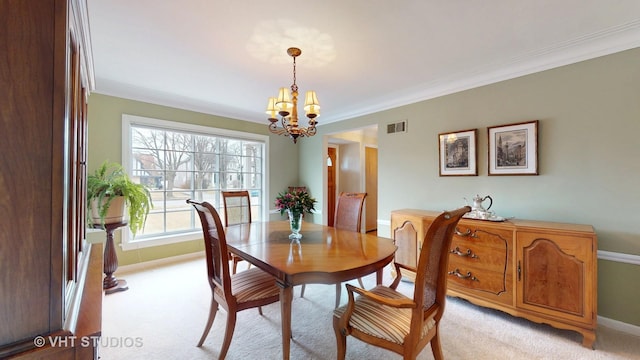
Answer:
[127, 122, 265, 241]
[132, 128, 192, 197]
[192, 135, 217, 197]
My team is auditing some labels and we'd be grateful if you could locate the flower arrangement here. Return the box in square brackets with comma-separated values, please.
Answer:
[275, 189, 317, 216]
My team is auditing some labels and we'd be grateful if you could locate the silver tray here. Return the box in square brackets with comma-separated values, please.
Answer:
[462, 212, 509, 222]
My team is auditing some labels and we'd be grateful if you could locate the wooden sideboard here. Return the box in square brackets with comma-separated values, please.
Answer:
[391, 209, 597, 349]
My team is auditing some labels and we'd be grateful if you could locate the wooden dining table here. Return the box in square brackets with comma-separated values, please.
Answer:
[224, 220, 397, 360]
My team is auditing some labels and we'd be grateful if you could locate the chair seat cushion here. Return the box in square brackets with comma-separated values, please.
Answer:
[217, 267, 280, 303]
[333, 285, 435, 345]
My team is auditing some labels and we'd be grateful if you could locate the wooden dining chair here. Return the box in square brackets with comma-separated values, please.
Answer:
[187, 199, 280, 359]
[333, 206, 471, 360]
[300, 192, 367, 308]
[333, 192, 367, 233]
[221, 190, 252, 274]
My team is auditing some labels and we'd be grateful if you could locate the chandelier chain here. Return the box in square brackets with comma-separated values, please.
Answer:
[291, 56, 298, 92]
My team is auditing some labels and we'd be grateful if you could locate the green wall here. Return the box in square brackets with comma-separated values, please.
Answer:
[298, 48, 640, 326]
[86, 95, 299, 265]
[88, 48, 640, 326]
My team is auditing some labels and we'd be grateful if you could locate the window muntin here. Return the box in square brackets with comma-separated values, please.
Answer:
[121, 114, 267, 249]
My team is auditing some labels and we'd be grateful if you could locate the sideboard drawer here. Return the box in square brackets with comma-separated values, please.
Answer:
[447, 262, 510, 298]
[447, 222, 514, 305]
[449, 233, 509, 274]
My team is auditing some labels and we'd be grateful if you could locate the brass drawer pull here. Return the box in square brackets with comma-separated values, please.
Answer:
[454, 227, 478, 238]
[450, 246, 478, 259]
[448, 268, 478, 281]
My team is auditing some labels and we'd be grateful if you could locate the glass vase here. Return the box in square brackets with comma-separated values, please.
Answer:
[287, 209, 303, 240]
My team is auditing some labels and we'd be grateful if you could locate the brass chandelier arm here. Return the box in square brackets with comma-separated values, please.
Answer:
[268, 122, 289, 136]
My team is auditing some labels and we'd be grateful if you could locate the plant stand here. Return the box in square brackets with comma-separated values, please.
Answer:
[94, 221, 129, 294]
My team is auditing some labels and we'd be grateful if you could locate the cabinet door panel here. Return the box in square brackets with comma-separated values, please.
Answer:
[517, 231, 595, 324]
[0, 0, 59, 345]
[393, 220, 418, 271]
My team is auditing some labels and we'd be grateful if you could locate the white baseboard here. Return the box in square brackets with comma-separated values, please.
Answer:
[598, 315, 640, 337]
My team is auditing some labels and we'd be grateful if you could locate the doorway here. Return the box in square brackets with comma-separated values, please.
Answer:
[364, 146, 378, 232]
[325, 126, 378, 232]
[327, 147, 337, 227]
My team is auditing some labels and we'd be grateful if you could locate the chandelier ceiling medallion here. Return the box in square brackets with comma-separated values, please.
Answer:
[266, 47, 320, 144]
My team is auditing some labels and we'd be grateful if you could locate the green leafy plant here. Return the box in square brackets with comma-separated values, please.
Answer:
[274, 189, 316, 216]
[87, 161, 153, 237]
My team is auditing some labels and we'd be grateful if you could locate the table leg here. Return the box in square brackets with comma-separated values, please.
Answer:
[278, 282, 293, 360]
[376, 268, 383, 285]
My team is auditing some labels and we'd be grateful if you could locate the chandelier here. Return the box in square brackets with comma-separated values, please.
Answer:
[266, 47, 320, 144]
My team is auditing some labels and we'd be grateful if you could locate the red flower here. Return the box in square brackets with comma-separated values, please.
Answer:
[275, 189, 316, 216]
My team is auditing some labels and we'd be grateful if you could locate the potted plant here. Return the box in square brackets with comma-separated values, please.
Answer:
[87, 161, 153, 237]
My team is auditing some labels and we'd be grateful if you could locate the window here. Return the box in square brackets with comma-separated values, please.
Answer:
[121, 114, 268, 250]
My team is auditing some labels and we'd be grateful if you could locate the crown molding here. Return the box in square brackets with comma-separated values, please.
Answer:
[329, 19, 640, 124]
[93, 79, 258, 123]
[94, 20, 640, 125]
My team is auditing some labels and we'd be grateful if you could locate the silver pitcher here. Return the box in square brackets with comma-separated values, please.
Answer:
[465, 194, 493, 213]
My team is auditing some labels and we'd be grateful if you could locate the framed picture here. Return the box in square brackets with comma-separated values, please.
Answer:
[438, 129, 477, 176]
[488, 120, 538, 175]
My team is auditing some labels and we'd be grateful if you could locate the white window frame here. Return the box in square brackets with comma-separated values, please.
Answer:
[120, 114, 269, 250]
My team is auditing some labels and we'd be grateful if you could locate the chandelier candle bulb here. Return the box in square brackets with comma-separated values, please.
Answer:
[275, 87, 292, 115]
[303, 90, 320, 118]
[266, 97, 278, 120]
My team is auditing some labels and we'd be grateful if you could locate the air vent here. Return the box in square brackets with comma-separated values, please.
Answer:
[386, 120, 407, 134]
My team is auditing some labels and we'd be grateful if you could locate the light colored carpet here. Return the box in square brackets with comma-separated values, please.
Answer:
[101, 255, 640, 359]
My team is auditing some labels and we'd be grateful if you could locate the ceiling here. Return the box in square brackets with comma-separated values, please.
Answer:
[87, 1, 640, 127]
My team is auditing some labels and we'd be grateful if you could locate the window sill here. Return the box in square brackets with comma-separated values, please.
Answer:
[121, 231, 202, 251]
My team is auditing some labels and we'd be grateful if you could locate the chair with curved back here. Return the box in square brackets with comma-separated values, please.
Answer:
[333, 192, 367, 233]
[187, 199, 280, 359]
[300, 192, 367, 308]
[333, 206, 471, 360]
[221, 190, 252, 274]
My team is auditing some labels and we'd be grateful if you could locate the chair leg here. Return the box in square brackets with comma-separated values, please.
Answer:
[357, 277, 364, 288]
[300, 284, 306, 298]
[430, 329, 444, 360]
[219, 311, 237, 360]
[335, 283, 342, 308]
[333, 317, 347, 360]
[197, 297, 219, 347]
[258, 306, 263, 316]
